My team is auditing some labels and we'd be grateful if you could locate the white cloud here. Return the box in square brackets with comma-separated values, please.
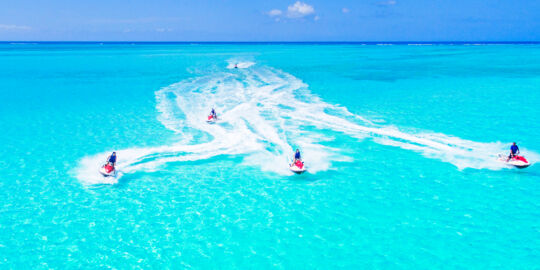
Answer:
[0, 24, 31, 31]
[267, 2, 316, 20]
[287, 1, 315, 18]
[268, 9, 282, 17]
[342, 8, 350, 13]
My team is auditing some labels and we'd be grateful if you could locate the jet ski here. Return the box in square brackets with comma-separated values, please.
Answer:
[207, 114, 219, 124]
[497, 154, 531, 169]
[289, 159, 306, 174]
[99, 162, 117, 177]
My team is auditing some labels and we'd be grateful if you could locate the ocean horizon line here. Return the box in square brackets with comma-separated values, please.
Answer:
[1, 41, 539, 45]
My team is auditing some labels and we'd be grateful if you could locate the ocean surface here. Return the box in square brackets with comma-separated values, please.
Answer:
[0, 43, 539, 268]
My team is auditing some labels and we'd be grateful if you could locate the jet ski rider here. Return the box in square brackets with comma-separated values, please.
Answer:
[107, 152, 117, 167]
[294, 149, 302, 163]
[211, 108, 217, 119]
[508, 142, 519, 161]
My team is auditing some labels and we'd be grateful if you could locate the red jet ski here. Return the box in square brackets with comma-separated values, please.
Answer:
[498, 154, 531, 169]
[289, 159, 307, 174]
[207, 114, 219, 124]
[99, 162, 117, 177]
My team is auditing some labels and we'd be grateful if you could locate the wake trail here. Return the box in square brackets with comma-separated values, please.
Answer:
[74, 61, 537, 184]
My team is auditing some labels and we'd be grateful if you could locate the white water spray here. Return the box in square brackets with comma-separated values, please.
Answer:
[75, 61, 536, 184]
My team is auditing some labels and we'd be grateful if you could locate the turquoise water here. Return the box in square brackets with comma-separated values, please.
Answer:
[0, 43, 539, 268]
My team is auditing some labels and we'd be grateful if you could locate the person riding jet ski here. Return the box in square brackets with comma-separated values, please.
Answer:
[207, 108, 218, 122]
[507, 142, 519, 161]
[290, 149, 306, 174]
[293, 149, 301, 163]
[100, 152, 117, 177]
[107, 152, 117, 167]
[498, 142, 531, 168]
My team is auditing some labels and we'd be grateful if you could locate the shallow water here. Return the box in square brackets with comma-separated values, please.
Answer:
[0, 43, 539, 268]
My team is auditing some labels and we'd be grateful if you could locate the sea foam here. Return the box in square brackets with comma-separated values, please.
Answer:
[75, 61, 536, 184]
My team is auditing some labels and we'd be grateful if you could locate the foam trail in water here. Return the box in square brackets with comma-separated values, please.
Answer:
[75, 61, 537, 184]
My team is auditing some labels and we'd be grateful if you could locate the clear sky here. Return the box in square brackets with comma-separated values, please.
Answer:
[1, 0, 539, 41]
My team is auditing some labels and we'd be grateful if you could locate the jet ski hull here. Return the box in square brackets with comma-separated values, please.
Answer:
[508, 161, 531, 169]
[207, 115, 219, 124]
[99, 165, 117, 177]
[290, 166, 306, 174]
[498, 154, 531, 169]
[289, 160, 306, 174]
